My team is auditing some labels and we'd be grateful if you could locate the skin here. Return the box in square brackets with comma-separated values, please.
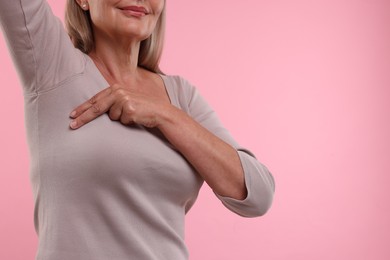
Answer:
[70, 0, 247, 200]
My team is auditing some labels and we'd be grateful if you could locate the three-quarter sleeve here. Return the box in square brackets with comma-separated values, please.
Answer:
[0, 0, 84, 95]
[174, 76, 275, 218]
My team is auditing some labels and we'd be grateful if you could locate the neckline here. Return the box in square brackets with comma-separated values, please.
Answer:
[157, 74, 174, 106]
[85, 54, 174, 106]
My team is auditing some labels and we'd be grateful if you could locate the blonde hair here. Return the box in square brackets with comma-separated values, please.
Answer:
[65, 0, 166, 74]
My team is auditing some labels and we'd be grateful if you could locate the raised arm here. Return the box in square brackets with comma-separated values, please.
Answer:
[0, 0, 83, 95]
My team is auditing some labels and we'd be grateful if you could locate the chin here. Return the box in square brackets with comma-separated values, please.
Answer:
[119, 27, 151, 40]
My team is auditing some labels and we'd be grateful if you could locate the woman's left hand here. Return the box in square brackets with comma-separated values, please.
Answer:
[69, 84, 171, 129]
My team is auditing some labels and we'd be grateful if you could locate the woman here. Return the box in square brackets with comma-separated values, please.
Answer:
[0, 0, 275, 259]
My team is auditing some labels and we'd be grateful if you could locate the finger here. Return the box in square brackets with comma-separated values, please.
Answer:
[108, 105, 121, 121]
[108, 99, 128, 121]
[120, 102, 136, 125]
[69, 87, 112, 118]
[70, 94, 116, 129]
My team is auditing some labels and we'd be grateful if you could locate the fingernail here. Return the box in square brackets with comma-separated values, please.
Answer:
[70, 121, 77, 129]
[70, 111, 76, 118]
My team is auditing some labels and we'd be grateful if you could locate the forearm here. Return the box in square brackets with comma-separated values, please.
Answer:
[157, 105, 247, 200]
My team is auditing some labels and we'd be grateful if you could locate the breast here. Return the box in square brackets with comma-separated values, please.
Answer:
[28, 73, 203, 212]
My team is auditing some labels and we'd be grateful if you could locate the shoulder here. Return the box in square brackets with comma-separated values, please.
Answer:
[159, 74, 200, 111]
[160, 74, 193, 89]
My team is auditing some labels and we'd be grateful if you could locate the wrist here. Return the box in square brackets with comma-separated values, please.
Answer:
[156, 104, 182, 129]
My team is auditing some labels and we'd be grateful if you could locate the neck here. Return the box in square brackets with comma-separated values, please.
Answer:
[89, 32, 143, 85]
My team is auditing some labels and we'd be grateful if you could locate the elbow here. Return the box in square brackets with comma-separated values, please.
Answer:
[216, 155, 276, 218]
[254, 175, 276, 217]
[243, 168, 276, 218]
[243, 185, 275, 218]
[252, 189, 275, 217]
[232, 150, 276, 217]
[224, 183, 275, 218]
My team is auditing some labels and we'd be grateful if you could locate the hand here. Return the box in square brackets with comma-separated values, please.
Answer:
[69, 84, 171, 129]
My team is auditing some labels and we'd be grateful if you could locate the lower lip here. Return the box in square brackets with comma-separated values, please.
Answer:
[120, 9, 146, 17]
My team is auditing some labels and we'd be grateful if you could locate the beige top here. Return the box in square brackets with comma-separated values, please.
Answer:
[0, 0, 275, 259]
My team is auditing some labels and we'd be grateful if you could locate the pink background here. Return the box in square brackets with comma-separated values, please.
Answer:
[1, 0, 389, 259]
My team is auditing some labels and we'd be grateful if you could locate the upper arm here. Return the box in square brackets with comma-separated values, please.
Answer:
[0, 0, 84, 95]
[174, 75, 241, 148]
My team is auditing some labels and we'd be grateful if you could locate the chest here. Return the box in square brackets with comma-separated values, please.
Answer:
[29, 70, 202, 206]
